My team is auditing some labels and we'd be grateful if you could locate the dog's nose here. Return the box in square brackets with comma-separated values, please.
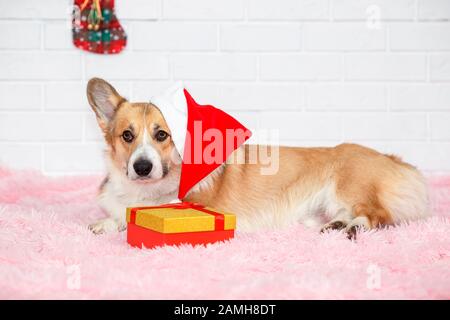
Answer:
[133, 159, 153, 177]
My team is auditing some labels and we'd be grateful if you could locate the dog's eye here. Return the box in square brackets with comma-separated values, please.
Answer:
[122, 130, 134, 143]
[155, 130, 168, 142]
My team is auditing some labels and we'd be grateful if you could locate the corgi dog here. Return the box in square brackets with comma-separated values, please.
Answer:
[87, 78, 429, 238]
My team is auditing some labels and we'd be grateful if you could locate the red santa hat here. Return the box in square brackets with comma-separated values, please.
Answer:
[151, 83, 252, 200]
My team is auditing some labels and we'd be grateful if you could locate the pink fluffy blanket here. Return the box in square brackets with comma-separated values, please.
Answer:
[0, 167, 449, 299]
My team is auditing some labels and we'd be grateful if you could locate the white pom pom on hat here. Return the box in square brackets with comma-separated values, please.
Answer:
[150, 82, 188, 156]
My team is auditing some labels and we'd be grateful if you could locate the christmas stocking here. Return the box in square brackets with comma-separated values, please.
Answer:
[72, 0, 127, 54]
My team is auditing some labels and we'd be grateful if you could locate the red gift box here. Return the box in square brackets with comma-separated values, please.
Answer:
[126, 202, 236, 249]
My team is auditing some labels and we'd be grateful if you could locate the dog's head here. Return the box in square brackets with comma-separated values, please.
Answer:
[87, 78, 181, 183]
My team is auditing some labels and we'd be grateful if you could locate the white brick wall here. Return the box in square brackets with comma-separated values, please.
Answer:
[0, 0, 449, 174]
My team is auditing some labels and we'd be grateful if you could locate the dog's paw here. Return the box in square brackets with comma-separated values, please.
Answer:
[320, 220, 347, 233]
[88, 218, 121, 234]
[345, 217, 371, 240]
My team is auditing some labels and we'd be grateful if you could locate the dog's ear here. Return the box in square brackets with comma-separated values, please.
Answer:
[87, 78, 125, 131]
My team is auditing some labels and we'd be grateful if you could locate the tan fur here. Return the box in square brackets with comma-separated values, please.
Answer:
[105, 103, 175, 175]
[186, 144, 429, 233]
[87, 78, 429, 236]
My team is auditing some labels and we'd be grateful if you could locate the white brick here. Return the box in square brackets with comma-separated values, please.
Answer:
[116, 0, 160, 20]
[307, 84, 386, 111]
[0, 144, 42, 169]
[304, 23, 385, 51]
[45, 81, 131, 111]
[44, 22, 73, 50]
[418, 0, 450, 20]
[163, 0, 244, 20]
[172, 54, 256, 80]
[84, 113, 103, 142]
[44, 143, 105, 173]
[248, 0, 329, 20]
[391, 85, 450, 111]
[45, 83, 86, 111]
[384, 142, 450, 171]
[132, 81, 173, 101]
[430, 54, 450, 81]
[259, 112, 342, 140]
[430, 113, 450, 140]
[0, 22, 41, 49]
[333, 0, 416, 20]
[181, 83, 222, 107]
[390, 24, 450, 51]
[342, 113, 427, 140]
[260, 54, 342, 80]
[85, 52, 169, 80]
[0, 113, 83, 142]
[133, 22, 217, 51]
[345, 54, 426, 80]
[0, 52, 81, 80]
[0, 0, 68, 19]
[0, 83, 41, 110]
[186, 83, 305, 110]
[220, 24, 301, 52]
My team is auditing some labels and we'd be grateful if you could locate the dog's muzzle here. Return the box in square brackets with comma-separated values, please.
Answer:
[133, 158, 153, 177]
